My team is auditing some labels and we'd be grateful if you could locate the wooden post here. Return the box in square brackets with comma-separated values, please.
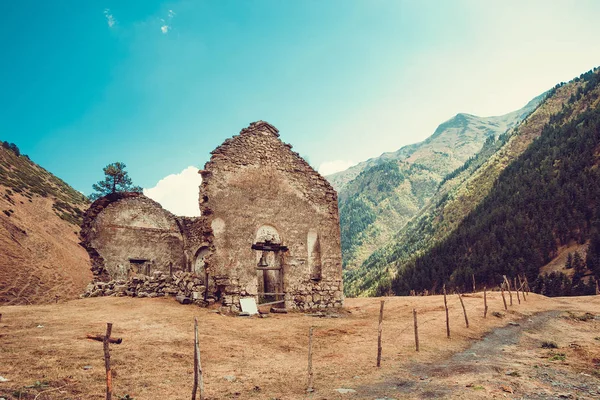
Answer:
[103, 323, 113, 400]
[524, 276, 530, 294]
[377, 300, 384, 367]
[515, 277, 521, 304]
[87, 334, 122, 344]
[443, 284, 450, 338]
[503, 276, 513, 306]
[518, 278, 527, 301]
[457, 292, 469, 328]
[500, 283, 508, 311]
[483, 286, 488, 318]
[413, 308, 419, 352]
[472, 274, 476, 293]
[596, 278, 599, 295]
[307, 327, 314, 392]
[192, 318, 204, 400]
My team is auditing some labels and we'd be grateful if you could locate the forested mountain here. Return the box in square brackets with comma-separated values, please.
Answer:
[343, 67, 600, 297]
[387, 68, 600, 296]
[337, 94, 544, 273]
[0, 142, 91, 304]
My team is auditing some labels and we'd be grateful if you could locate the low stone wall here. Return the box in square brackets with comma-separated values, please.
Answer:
[82, 272, 344, 312]
[285, 279, 344, 311]
[81, 271, 210, 306]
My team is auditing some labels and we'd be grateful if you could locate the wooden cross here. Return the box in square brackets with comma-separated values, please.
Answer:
[87, 323, 122, 400]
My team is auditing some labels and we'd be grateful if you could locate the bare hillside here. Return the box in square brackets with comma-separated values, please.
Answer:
[0, 143, 91, 305]
[1, 295, 598, 399]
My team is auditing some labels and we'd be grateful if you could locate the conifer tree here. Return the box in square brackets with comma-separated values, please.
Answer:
[90, 162, 142, 200]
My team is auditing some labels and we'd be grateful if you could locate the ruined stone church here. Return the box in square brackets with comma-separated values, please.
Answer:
[81, 121, 344, 311]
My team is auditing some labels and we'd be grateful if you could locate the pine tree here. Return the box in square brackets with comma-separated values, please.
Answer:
[565, 253, 573, 269]
[89, 162, 142, 200]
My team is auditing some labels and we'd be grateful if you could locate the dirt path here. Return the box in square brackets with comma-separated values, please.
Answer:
[355, 310, 600, 399]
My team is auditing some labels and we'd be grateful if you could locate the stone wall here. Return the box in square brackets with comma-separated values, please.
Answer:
[80, 193, 187, 281]
[82, 271, 211, 305]
[199, 121, 344, 311]
[176, 216, 213, 274]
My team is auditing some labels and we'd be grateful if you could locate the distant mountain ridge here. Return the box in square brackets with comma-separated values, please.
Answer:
[335, 93, 545, 274]
[327, 93, 545, 193]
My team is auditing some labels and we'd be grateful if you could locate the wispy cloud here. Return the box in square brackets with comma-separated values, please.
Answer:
[104, 9, 116, 28]
[160, 9, 176, 34]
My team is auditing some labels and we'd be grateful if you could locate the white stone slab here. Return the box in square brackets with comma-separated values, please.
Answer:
[239, 297, 258, 315]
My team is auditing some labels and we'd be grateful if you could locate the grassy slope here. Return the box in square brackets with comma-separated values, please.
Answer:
[0, 144, 92, 304]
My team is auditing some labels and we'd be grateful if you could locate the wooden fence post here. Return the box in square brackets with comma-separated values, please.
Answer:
[515, 277, 521, 304]
[377, 300, 384, 367]
[501, 283, 508, 311]
[307, 326, 314, 392]
[472, 274, 476, 293]
[483, 286, 488, 318]
[103, 323, 113, 400]
[192, 318, 205, 400]
[518, 276, 527, 301]
[413, 308, 419, 352]
[443, 284, 450, 338]
[457, 292, 469, 328]
[503, 276, 513, 306]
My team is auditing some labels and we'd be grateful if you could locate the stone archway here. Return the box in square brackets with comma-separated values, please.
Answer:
[252, 225, 288, 307]
[193, 246, 210, 277]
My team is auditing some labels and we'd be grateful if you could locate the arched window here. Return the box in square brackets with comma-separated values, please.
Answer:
[307, 229, 322, 281]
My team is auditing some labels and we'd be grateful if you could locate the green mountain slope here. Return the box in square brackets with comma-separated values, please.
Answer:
[345, 67, 599, 297]
[337, 95, 544, 273]
[388, 68, 600, 296]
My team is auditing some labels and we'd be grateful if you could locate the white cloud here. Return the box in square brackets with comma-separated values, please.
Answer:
[318, 160, 357, 176]
[104, 9, 116, 28]
[144, 166, 202, 216]
[160, 9, 176, 34]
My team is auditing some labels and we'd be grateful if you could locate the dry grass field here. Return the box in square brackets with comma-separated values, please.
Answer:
[1, 293, 599, 399]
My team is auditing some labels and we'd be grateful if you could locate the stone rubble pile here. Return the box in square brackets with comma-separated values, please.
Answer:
[81, 271, 211, 305]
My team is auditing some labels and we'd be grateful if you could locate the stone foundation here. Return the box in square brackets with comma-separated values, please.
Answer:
[81, 271, 211, 306]
[285, 280, 344, 311]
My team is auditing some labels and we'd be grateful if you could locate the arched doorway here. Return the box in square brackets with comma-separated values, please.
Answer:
[252, 225, 288, 307]
[194, 246, 210, 277]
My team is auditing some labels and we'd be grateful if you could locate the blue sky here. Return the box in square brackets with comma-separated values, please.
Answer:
[1, 1, 600, 215]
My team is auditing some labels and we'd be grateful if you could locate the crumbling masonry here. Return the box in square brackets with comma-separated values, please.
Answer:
[80, 121, 344, 312]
